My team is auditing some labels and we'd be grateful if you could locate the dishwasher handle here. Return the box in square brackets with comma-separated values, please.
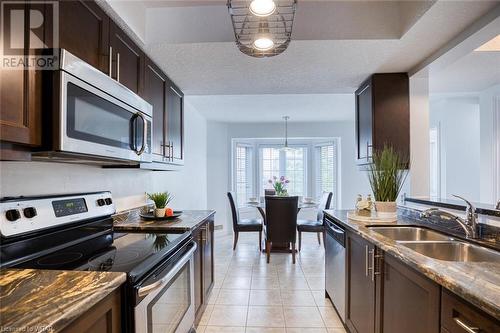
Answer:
[326, 219, 345, 247]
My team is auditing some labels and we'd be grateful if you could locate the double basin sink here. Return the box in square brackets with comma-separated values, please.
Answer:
[367, 226, 500, 263]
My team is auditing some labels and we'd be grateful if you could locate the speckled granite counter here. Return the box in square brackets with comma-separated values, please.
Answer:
[0, 269, 125, 333]
[114, 209, 215, 232]
[324, 210, 500, 320]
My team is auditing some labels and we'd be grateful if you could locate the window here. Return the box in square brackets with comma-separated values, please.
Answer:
[259, 146, 307, 197]
[235, 144, 253, 205]
[315, 143, 336, 207]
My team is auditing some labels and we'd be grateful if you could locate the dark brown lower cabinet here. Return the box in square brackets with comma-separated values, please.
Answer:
[379, 253, 440, 333]
[441, 289, 500, 333]
[346, 232, 377, 333]
[61, 289, 121, 333]
[193, 216, 215, 324]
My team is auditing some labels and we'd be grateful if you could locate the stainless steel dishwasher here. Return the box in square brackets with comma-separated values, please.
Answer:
[325, 215, 346, 322]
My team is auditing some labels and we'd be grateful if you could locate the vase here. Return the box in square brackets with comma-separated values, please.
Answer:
[374, 201, 397, 219]
[154, 208, 166, 218]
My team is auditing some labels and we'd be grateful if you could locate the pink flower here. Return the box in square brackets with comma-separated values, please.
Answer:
[285, 180, 290, 183]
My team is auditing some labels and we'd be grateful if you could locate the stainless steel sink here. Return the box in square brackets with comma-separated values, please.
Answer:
[400, 241, 500, 263]
[368, 226, 453, 241]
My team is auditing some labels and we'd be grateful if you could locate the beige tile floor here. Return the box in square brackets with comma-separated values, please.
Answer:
[196, 230, 346, 333]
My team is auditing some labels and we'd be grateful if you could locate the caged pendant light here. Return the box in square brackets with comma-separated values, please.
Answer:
[227, 0, 297, 58]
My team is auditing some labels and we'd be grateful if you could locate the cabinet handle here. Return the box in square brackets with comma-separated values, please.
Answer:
[366, 142, 373, 160]
[365, 245, 369, 277]
[108, 46, 113, 77]
[170, 141, 174, 161]
[116, 52, 120, 81]
[453, 317, 480, 333]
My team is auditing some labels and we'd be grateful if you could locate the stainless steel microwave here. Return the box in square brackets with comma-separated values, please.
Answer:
[33, 49, 152, 164]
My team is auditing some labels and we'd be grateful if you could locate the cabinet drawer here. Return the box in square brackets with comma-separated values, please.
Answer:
[441, 289, 500, 333]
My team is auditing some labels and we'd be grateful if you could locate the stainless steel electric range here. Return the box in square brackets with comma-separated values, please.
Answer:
[0, 191, 196, 333]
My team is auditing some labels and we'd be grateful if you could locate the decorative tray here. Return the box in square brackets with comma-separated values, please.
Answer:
[139, 211, 183, 221]
[347, 211, 397, 223]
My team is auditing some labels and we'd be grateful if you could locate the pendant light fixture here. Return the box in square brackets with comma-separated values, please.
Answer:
[249, 0, 276, 17]
[227, 0, 297, 58]
[280, 116, 295, 152]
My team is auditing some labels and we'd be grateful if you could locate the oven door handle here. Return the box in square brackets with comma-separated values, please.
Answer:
[137, 242, 197, 298]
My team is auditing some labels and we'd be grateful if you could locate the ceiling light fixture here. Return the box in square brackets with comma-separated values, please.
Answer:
[249, 0, 276, 17]
[474, 34, 500, 52]
[280, 116, 295, 152]
[227, 0, 297, 58]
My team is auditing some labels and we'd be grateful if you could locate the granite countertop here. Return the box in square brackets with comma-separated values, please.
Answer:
[324, 210, 500, 320]
[113, 209, 216, 232]
[0, 269, 126, 333]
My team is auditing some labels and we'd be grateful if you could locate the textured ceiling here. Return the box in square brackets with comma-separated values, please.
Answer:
[105, 0, 499, 96]
[430, 50, 500, 94]
[186, 93, 354, 122]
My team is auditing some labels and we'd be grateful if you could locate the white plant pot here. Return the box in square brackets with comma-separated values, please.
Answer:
[374, 201, 397, 219]
[154, 208, 166, 218]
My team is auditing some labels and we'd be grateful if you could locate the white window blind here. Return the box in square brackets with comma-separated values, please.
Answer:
[316, 143, 336, 207]
[235, 144, 253, 205]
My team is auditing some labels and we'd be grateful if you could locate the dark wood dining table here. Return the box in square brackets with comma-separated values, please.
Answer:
[244, 200, 319, 252]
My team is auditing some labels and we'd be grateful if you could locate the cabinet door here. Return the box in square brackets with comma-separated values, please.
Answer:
[192, 226, 203, 320]
[355, 79, 373, 164]
[380, 254, 440, 333]
[346, 232, 376, 333]
[441, 289, 500, 333]
[203, 219, 214, 298]
[0, 1, 43, 148]
[142, 58, 167, 161]
[109, 22, 144, 94]
[166, 82, 184, 164]
[59, 0, 110, 73]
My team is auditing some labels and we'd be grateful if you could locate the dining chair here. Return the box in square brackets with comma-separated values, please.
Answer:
[264, 196, 299, 264]
[265, 189, 276, 196]
[227, 192, 263, 251]
[297, 192, 333, 251]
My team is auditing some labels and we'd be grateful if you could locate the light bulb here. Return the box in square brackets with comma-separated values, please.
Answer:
[249, 0, 276, 17]
[253, 37, 274, 51]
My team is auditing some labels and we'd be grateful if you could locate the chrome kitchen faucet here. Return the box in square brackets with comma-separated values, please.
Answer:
[420, 195, 478, 239]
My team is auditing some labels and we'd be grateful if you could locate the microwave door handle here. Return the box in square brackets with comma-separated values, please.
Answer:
[130, 113, 139, 152]
[136, 113, 147, 155]
[137, 243, 197, 298]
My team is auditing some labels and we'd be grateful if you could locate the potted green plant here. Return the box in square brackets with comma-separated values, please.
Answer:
[367, 146, 408, 218]
[147, 192, 173, 217]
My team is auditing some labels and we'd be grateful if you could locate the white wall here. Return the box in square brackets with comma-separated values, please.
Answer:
[207, 120, 372, 232]
[0, 101, 208, 212]
[479, 84, 500, 203]
[430, 96, 481, 201]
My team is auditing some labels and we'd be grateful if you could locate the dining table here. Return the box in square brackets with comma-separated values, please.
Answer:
[244, 199, 320, 253]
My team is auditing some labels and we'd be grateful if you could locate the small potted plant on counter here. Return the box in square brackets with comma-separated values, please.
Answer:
[367, 146, 408, 218]
[147, 192, 173, 217]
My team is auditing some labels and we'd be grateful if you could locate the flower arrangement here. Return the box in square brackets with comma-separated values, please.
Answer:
[268, 176, 290, 196]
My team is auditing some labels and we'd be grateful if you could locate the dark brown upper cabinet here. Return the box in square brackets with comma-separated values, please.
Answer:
[109, 22, 144, 94]
[355, 73, 409, 167]
[166, 81, 184, 165]
[142, 57, 168, 161]
[59, 0, 110, 74]
[0, 1, 44, 157]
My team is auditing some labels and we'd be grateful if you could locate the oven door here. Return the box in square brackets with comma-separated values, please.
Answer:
[58, 71, 152, 162]
[134, 242, 196, 333]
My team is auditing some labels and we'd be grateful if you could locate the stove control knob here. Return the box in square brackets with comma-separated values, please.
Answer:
[97, 199, 106, 206]
[5, 209, 21, 222]
[23, 207, 37, 219]
[105, 198, 113, 205]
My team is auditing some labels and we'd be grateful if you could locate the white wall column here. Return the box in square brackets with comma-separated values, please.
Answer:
[409, 75, 430, 197]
